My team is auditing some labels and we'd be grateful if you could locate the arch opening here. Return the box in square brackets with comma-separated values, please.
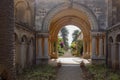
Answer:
[48, 8, 92, 59]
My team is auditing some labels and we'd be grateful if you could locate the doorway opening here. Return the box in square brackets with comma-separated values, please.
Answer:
[57, 25, 83, 58]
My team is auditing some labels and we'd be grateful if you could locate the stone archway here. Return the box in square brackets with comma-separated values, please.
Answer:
[41, 3, 99, 59]
[42, 2, 99, 32]
[37, 2, 106, 64]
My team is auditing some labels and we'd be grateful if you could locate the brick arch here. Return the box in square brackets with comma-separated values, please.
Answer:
[42, 2, 99, 32]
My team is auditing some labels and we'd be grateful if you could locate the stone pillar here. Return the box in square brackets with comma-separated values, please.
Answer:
[92, 36, 97, 59]
[0, 0, 16, 79]
[87, 42, 90, 54]
[36, 38, 43, 64]
[83, 41, 86, 54]
[119, 43, 120, 69]
[20, 43, 27, 68]
[37, 33, 50, 64]
[108, 43, 112, 67]
[99, 37, 104, 58]
[111, 43, 116, 69]
[28, 43, 33, 65]
[44, 37, 49, 58]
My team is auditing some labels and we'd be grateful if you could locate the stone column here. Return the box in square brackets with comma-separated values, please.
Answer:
[92, 36, 97, 59]
[87, 42, 90, 54]
[83, 41, 86, 54]
[108, 43, 112, 67]
[28, 43, 33, 65]
[111, 43, 116, 68]
[44, 37, 49, 58]
[20, 43, 27, 68]
[37, 33, 50, 64]
[99, 37, 104, 58]
[36, 38, 43, 64]
[118, 43, 120, 69]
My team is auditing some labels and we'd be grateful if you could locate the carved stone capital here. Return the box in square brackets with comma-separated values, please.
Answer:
[37, 33, 49, 38]
[91, 31, 105, 38]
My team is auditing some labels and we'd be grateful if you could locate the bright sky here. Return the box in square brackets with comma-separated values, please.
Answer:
[59, 25, 81, 46]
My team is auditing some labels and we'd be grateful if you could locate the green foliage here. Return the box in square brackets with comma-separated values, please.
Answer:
[57, 38, 64, 56]
[16, 65, 57, 80]
[70, 40, 83, 56]
[86, 64, 120, 80]
[60, 27, 69, 49]
[76, 40, 83, 55]
[72, 30, 80, 42]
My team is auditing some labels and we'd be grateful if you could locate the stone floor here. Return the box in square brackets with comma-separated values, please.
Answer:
[56, 64, 83, 80]
[54, 51, 90, 80]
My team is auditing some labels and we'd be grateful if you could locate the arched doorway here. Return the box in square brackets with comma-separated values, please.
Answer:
[45, 4, 96, 59]
[57, 25, 83, 57]
[37, 3, 106, 64]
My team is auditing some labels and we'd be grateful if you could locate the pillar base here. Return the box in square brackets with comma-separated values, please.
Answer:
[91, 54, 97, 59]
[36, 57, 50, 65]
[92, 58, 105, 65]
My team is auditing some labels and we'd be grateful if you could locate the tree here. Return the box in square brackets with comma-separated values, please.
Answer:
[60, 27, 69, 49]
[72, 30, 80, 42]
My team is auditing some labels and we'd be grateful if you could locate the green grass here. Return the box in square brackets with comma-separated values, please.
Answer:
[86, 64, 120, 80]
[17, 65, 57, 80]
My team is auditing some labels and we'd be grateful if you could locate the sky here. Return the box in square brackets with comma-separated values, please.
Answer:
[59, 25, 81, 46]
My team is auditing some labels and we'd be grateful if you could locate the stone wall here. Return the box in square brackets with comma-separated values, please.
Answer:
[14, 0, 35, 30]
[107, 0, 120, 70]
[35, 0, 107, 31]
[108, 0, 120, 26]
[0, 0, 16, 80]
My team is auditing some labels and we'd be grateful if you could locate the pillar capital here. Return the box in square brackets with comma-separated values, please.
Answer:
[91, 31, 105, 38]
[37, 33, 49, 38]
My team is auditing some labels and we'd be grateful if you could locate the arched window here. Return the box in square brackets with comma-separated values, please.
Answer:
[21, 35, 27, 43]
[109, 37, 113, 43]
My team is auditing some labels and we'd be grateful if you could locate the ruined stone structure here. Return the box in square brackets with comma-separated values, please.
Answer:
[0, 0, 120, 80]
[107, 0, 120, 69]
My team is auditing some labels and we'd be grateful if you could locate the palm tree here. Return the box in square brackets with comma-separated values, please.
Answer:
[72, 30, 80, 42]
[60, 27, 69, 49]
